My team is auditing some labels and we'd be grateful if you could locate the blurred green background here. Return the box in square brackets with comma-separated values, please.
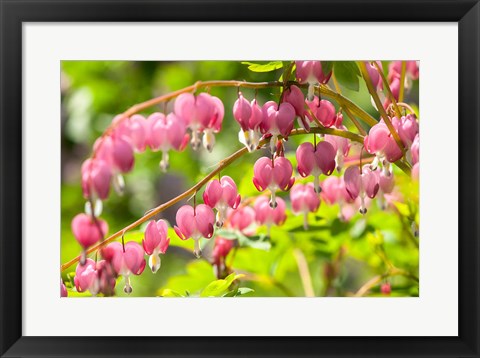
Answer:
[61, 61, 419, 297]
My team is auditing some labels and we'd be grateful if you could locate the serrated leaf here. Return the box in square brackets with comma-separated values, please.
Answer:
[241, 61, 283, 73]
[333, 61, 360, 91]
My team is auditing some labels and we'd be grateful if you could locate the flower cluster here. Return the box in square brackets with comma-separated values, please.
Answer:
[64, 60, 419, 297]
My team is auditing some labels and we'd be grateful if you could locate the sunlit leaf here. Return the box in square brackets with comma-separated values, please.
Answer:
[241, 61, 283, 73]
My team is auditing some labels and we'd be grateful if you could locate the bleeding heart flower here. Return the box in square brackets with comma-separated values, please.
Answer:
[174, 92, 223, 152]
[72, 213, 108, 265]
[411, 134, 419, 165]
[227, 206, 256, 235]
[295, 61, 331, 100]
[344, 165, 380, 214]
[148, 112, 189, 172]
[174, 204, 215, 258]
[365, 61, 383, 90]
[381, 282, 392, 295]
[254, 196, 287, 236]
[94, 134, 134, 195]
[203, 176, 241, 227]
[290, 183, 321, 229]
[364, 122, 403, 164]
[106, 241, 146, 294]
[261, 101, 296, 154]
[305, 97, 336, 128]
[284, 85, 309, 130]
[142, 219, 170, 273]
[233, 92, 252, 131]
[296, 141, 336, 193]
[392, 114, 419, 148]
[74, 258, 100, 295]
[237, 99, 264, 152]
[60, 279, 68, 297]
[253, 156, 295, 208]
[116, 114, 149, 153]
[212, 237, 234, 269]
[81, 158, 112, 203]
[324, 125, 351, 172]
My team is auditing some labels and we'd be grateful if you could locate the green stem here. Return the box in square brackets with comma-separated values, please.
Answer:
[399, 61, 407, 103]
[372, 61, 401, 118]
[357, 61, 406, 155]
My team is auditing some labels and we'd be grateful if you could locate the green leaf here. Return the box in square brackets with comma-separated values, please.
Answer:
[236, 287, 254, 296]
[321, 61, 333, 77]
[241, 61, 283, 73]
[222, 287, 255, 297]
[200, 273, 244, 297]
[157, 289, 184, 297]
[333, 61, 360, 91]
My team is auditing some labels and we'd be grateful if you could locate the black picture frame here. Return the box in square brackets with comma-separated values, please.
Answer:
[1, 1, 479, 357]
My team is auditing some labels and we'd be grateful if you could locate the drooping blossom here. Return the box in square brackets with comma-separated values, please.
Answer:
[115, 114, 149, 153]
[227, 206, 256, 235]
[388, 61, 419, 83]
[374, 169, 395, 210]
[364, 122, 403, 167]
[252, 156, 295, 208]
[344, 165, 380, 214]
[324, 125, 351, 172]
[174, 92, 224, 152]
[94, 134, 135, 195]
[365, 61, 384, 90]
[320, 176, 355, 221]
[411, 134, 419, 165]
[254, 196, 287, 236]
[233, 94, 264, 151]
[305, 97, 336, 128]
[284, 85, 309, 129]
[290, 183, 321, 229]
[174, 204, 215, 258]
[203, 176, 241, 227]
[74, 258, 116, 296]
[71, 213, 108, 264]
[105, 241, 146, 294]
[61, 280, 68, 297]
[212, 237, 235, 278]
[81, 158, 111, 216]
[147, 112, 189, 171]
[142, 219, 170, 273]
[295, 61, 331, 100]
[296, 141, 336, 193]
[261, 101, 296, 154]
[392, 114, 419, 148]
[381, 282, 392, 295]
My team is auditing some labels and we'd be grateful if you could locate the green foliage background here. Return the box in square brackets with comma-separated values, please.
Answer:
[61, 61, 419, 297]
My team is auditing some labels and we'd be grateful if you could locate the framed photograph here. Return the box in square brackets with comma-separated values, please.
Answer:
[1, 0, 479, 357]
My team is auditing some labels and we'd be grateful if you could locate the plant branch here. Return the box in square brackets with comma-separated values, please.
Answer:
[61, 127, 365, 272]
[372, 61, 402, 118]
[357, 61, 406, 155]
[95, 79, 377, 153]
[353, 267, 419, 297]
[399, 61, 407, 103]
